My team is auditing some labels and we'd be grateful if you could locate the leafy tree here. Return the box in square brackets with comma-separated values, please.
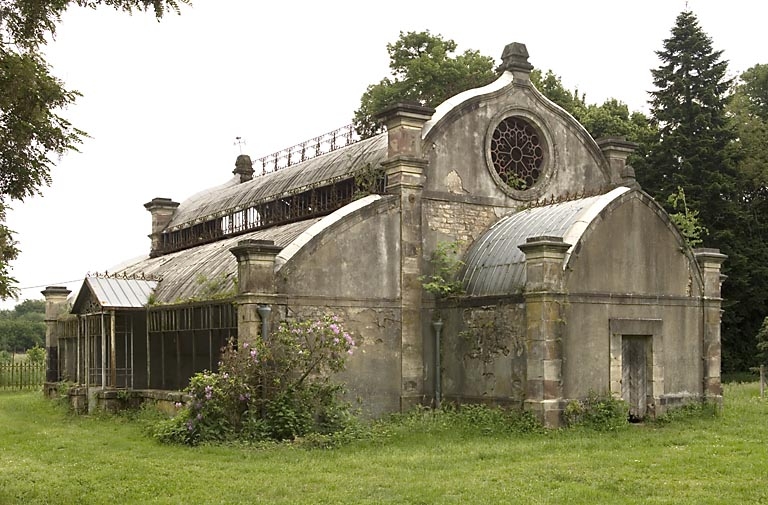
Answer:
[735, 64, 768, 119]
[0, 0, 188, 300]
[13, 298, 45, 319]
[155, 314, 358, 445]
[728, 65, 768, 368]
[530, 70, 653, 144]
[353, 31, 496, 138]
[0, 210, 18, 299]
[0, 318, 45, 352]
[0, 298, 45, 352]
[26, 344, 45, 363]
[530, 69, 587, 120]
[580, 99, 654, 144]
[637, 11, 766, 371]
[355, 34, 651, 144]
[728, 64, 768, 198]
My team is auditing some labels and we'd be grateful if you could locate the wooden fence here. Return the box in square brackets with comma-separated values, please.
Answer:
[0, 362, 45, 391]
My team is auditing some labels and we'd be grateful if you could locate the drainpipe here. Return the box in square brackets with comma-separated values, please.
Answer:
[432, 318, 444, 409]
[257, 305, 271, 343]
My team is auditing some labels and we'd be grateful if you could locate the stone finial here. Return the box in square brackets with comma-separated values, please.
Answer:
[499, 42, 534, 80]
[233, 154, 254, 183]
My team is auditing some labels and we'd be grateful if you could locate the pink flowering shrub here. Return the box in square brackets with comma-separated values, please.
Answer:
[155, 314, 358, 445]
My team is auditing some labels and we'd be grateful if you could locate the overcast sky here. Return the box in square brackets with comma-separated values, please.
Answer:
[3, 0, 767, 309]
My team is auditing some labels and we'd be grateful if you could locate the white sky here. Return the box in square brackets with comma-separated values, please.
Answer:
[3, 0, 767, 309]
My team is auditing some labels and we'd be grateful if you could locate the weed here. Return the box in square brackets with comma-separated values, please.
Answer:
[651, 400, 719, 426]
[563, 391, 628, 431]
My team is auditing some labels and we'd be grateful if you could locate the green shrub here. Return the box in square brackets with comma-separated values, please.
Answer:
[563, 391, 628, 431]
[26, 345, 45, 364]
[420, 241, 465, 300]
[156, 314, 358, 445]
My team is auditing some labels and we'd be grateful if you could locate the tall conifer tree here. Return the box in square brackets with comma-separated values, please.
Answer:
[640, 11, 736, 211]
[638, 11, 762, 371]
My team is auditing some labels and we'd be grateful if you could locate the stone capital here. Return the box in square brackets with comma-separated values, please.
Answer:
[41, 286, 71, 321]
[597, 136, 639, 184]
[375, 102, 435, 129]
[694, 248, 727, 267]
[376, 102, 434, 160]
[230, 239, 282, 262]
[143, 197, 180, 212]
[383, 156, 428, 194]
[144, 198, 179, 256]
[694, 248, 727, 298]
[230, 240, 282, 294]
[518, 236, 571, 260]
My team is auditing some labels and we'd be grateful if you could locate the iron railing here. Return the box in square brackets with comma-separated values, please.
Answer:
[0, 362, 45, 390]
[254, 124, 360, 175]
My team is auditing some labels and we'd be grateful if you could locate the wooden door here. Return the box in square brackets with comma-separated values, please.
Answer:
[622, 336, 648, 421]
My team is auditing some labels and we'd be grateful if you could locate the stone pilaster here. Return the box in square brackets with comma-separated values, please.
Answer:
[230, 239, 282, 344]
[519, 236, 571, 428]
[144, 197, 179, 257]
[41, 286, 71, 384]
[376, 102, 434, 411]
[694, 248, 727, 402]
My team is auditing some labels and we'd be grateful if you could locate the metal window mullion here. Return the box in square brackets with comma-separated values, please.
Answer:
[129, 315, 134, 389]
[110, 311, 116, 388]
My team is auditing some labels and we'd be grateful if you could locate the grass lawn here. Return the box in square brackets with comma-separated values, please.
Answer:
[0, 383, 766, 504]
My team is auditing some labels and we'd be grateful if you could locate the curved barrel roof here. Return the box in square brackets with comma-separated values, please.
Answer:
[106, 194, 387, 305]
[461, 187, 630, 296]
[166, 134, 387, 230]
[116, 219, 321, 304]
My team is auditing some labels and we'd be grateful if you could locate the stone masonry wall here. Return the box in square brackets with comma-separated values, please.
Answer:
[441, 301, 527, 406]
[263, 302, 403, 419]
[424, 199, 504, 246]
